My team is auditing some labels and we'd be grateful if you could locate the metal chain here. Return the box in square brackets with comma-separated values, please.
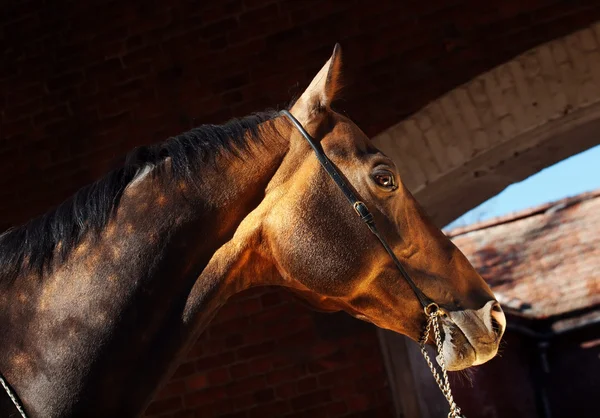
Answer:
[420, 304, 466, 418]
[0, 374, 27, 418]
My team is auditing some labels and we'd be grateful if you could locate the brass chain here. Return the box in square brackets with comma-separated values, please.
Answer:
[420, 304, 466, 418]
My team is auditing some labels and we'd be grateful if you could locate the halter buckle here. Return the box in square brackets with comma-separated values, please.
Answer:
[353, 201, 366, 214]
[353, 201, 369, 217]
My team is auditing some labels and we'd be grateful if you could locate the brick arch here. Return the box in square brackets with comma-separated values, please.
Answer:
[373, 22, 600, 226]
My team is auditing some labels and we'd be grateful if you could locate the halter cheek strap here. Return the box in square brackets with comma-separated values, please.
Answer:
[279, 110, 432, 310]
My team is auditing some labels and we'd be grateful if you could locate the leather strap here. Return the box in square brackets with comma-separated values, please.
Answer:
[280, 110, 432, 310]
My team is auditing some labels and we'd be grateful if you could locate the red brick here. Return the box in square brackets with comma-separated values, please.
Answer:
[200, 18, 239, 39]
[266, 365, 306, 385]
[86, 58, 124, 80]
[362, 360, 383, 375]
[297, 377, 317, 394]
[185, 373, 209, 391]
[318, 367, 364, 387]
[236, 341, 276, 360]
[275, 381, 296, 399]
[45, 71, 85, 91]
[225, 333, 245, 348]
[233, 393, 255, 410]
[207, 367, 231, 386]
[307, 341, 340, 359]
[2, 118, 32, 137]
[325, 401, 348, 416]
[270, 354, 296, 370]
[248, 356, 272, 374]
[183, 387, 227, 408]
[155, 380, 187, 400]
[355, 376, 387, 392]
[172, 362, 196, 380]
[277, 328, 316, 347]
[251, 304, 295, 324]
[247, 400, 291, 418]
[330, 384, 356, 400]
[240, 3, 279, 24]
[253, 388, 275, 403]
[209, 317, 249, 337]
[242, 327, 267, 345]
[32, 105, 70, 127]
[144, 396, 183, 415]
[211, 400, 236, 416]
[290, 390, 332, 411]
[346, 394, 373, 411]
[195, 351, 236, 371]
[226, 375, 266, 396]
[205, 337, 228, 355]
[283, 315, 325, 339]
[186, 342, 204, 359]
[230, 362, 250, 379]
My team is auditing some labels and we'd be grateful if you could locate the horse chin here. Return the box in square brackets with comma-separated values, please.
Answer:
[436, 322, 477, 371]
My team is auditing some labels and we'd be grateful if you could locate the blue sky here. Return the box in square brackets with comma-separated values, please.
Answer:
[445, 144, 600, 229]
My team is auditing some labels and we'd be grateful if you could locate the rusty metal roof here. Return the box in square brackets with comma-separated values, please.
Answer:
[446, 189, 600, 325]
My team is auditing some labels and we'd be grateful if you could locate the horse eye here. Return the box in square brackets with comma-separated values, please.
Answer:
[373, 172, 396, 189]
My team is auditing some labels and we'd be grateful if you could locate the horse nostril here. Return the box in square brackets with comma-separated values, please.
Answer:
[489, 302, 506, 338]
[491, 316, 502, 337]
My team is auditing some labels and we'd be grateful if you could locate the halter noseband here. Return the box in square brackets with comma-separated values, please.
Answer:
[280, 110, 433, 311]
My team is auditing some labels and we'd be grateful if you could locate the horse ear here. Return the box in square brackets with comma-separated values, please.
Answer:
[291, 43, 343, 123]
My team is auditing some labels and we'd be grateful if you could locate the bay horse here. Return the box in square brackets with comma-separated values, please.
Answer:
[0, 45, 505, 417]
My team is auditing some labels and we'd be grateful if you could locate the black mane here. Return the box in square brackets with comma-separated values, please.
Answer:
[0, 110, 280, 282]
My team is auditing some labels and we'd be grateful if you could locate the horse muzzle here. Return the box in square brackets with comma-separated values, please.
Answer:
[437, 300, 506, 371]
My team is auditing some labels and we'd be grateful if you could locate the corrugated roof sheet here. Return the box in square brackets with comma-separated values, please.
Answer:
[447, 189, 600, 321]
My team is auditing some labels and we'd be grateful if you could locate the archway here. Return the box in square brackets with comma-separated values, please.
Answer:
[373, 22, 600, 227]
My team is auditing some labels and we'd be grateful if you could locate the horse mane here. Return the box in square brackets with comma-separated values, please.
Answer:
[0, 110, 281, 282]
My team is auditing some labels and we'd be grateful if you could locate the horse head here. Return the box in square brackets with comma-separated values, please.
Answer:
[210, 45, 505, 371]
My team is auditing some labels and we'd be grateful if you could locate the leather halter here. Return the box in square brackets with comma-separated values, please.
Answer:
[280, 110, 433, 310]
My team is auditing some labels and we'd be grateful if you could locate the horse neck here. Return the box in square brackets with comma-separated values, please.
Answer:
[0, 120, 291, 417]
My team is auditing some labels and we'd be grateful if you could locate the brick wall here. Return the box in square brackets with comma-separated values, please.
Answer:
[3, 0, 600, 230]
[143, 287, 392, 418]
